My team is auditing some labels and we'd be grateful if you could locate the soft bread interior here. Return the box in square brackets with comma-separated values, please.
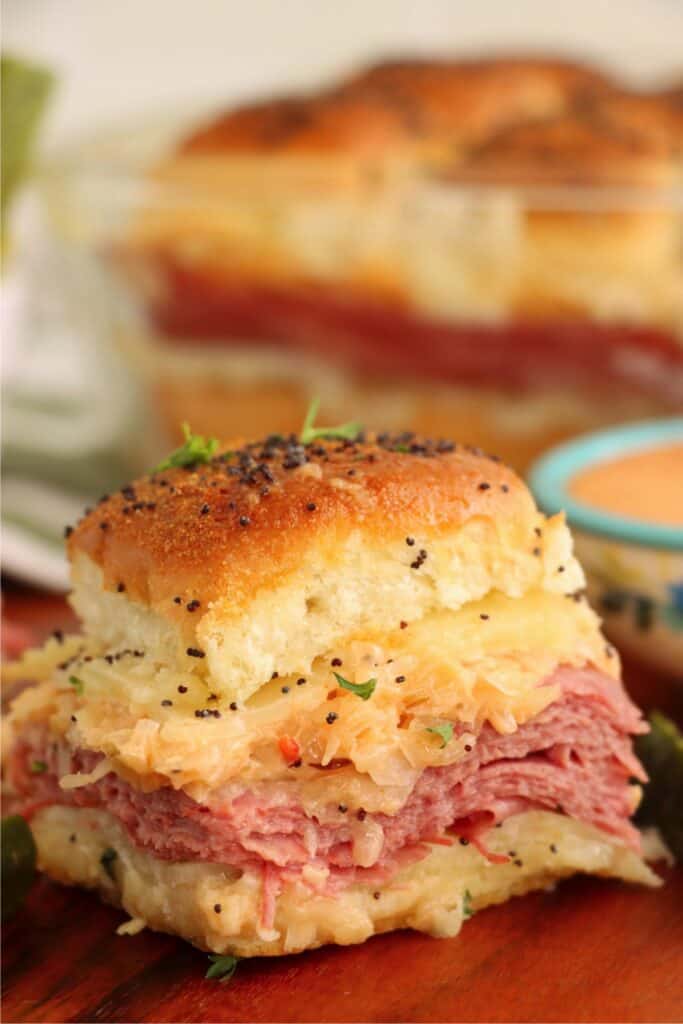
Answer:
[68, 510, 583, 705]
[32, 805, 660, 958]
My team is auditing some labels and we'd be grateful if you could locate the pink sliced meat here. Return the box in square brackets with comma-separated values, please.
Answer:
[146, 263, 683, 403]
[10, 665, 647, 894]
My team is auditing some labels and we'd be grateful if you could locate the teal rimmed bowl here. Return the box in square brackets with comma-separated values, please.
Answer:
[529, 419, 683, 679]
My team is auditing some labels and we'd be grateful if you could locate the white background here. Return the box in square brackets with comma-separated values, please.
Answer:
[4, 0, 683, 151]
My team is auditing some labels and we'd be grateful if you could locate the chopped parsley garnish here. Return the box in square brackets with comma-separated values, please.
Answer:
[463, 889, 474, 919]
[29, 760, 47, 775]
[154, 422, 219, 473]
[205, 953, 240, 984]
[100, 847, 118, 881]
[300, 397, 362, 445]
[68, 675, 84, 696]
[334, 672, 376, 701]
[426, 722, 454, 748]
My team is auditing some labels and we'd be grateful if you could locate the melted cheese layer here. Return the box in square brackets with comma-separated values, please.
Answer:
[32, 805, 658, 958]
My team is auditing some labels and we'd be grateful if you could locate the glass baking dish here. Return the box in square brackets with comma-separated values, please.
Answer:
[35, 104, 683, 470]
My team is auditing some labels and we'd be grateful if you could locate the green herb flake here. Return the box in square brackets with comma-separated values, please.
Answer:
[635, 710, 683, 860]
[100, 847, 118, 881]
[205, 953, 239, 984]
[29, 760, 47, 775]
[334, 672, 377, 701]
[68, 675, 84, 696]
[300, 397, 362, 445]
[154, 422, 219, 473]
[426, 722, 454, 748]
[463, 889, 474, 919]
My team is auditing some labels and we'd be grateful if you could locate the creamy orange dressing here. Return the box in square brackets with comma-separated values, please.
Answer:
[570, 443, 683, 527]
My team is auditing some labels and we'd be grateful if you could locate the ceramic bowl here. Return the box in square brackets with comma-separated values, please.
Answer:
[529, 419, 683, 679]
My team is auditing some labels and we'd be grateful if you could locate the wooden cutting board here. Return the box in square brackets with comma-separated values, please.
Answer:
[2, 588, 683, 1024]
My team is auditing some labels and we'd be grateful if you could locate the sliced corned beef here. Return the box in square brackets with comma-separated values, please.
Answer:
[10, 666, 646, 891]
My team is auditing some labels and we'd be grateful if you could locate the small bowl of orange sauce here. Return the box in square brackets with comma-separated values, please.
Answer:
[529, 419, 683, 679]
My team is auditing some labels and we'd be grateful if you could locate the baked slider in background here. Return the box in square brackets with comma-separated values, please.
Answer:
[4, 423, 661, 957]
[104, 55, 683, 466]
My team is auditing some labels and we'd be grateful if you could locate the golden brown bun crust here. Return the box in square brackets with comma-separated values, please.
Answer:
[180, 94, 420, 158]
[178, 56, 681, 182]
[592, 84, 683, 154]
[451, 111, 676, 187]
[68, 433, 526, 611]
[179, 56, 610, 158]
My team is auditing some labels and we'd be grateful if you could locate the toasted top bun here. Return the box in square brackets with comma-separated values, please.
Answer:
[68, 432, 584, 704]
[450, 112, 676, 187]
[121, 57, 683, 338]
[180, 57, 611, 162]
[177, 56, 681, 179]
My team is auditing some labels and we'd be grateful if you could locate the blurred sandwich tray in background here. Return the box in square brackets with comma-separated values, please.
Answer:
[35, 55, 683, 472]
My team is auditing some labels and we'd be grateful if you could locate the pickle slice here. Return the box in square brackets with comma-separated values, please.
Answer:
[1, 815, 37, 920]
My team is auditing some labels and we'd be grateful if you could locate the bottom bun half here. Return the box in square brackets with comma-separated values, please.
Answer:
[32, 806, 658, 958]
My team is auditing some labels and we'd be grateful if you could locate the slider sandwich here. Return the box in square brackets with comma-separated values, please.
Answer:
[4, 423, 660, 957]
[116, 56, 683, 465]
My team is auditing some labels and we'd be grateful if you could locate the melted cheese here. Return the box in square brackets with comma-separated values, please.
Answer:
[32, 805, 658, 958]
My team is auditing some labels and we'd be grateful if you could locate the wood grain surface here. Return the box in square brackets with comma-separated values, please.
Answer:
[2, 586, 682, 1024]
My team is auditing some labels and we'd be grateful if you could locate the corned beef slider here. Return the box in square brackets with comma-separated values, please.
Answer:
[4, 425, 660, 957]
[113, 55, 683, 466]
